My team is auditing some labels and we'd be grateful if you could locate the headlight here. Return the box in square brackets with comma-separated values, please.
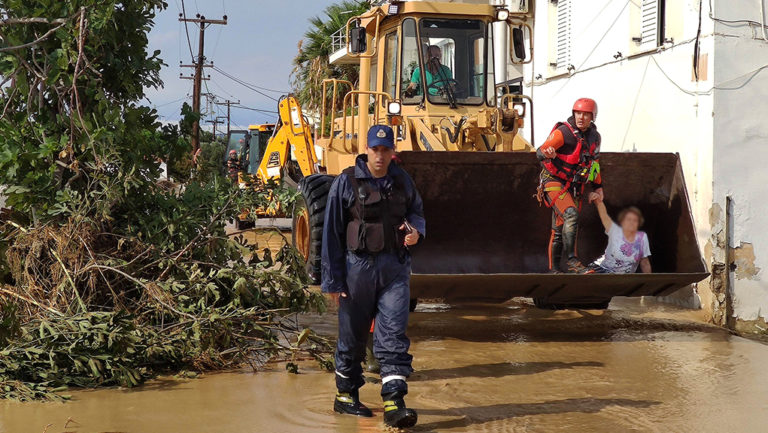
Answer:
[496, 8, 510, 21]
[388, 101, 402, 116]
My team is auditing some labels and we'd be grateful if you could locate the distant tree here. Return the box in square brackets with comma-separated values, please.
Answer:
[291, 1, 369, 112]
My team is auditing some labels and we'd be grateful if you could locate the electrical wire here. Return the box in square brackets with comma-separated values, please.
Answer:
[708, 0, 768, 40]
[575, 0, 630, 71]
[212, 66, 282, 101]
[232, 105, 279, 114]
[213, 66, 288, 93]
[180, 0, 195, 62]
[152, 94, 191, 109]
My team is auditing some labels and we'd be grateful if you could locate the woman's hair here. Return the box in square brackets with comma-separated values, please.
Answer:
[618, 206, 644, 227]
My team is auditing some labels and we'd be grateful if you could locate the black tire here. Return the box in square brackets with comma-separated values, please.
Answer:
[533, 298, 611, 310]
[293, 174, 335, 284]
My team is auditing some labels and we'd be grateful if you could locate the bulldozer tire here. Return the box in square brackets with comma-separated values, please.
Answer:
[533, 298, 611, 310]
[293, 174, 335, 284]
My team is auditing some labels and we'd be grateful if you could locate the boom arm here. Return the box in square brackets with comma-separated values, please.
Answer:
[257, 96, 318, 183]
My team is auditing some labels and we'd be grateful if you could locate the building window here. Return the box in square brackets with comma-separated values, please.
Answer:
[551, 0, 571, 72]
[633, 0, 666, 52]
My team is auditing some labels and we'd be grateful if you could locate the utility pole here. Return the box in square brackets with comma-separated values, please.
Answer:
[179, 13, 227, 153]
[206, 118, 223, 140]
[215, 99, 239, 137]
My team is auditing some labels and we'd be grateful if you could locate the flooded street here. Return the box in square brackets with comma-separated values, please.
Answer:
[3, 298, 768, 433]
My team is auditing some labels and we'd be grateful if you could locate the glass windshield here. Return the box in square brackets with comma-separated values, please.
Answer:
[224, 131, 248, 164]
[404, 19, 487, 106]
[247, 129, 273, 174]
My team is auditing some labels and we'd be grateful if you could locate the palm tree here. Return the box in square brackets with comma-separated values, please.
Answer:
[291, 1, 369, 113]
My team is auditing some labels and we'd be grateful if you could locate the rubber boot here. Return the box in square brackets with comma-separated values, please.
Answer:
[334, 390, 373, 417]
[364, 332, 380, 374]
[561, 207, 590, 274]
[383, 392, 418, 428]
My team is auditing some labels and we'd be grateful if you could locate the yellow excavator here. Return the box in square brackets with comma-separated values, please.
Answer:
[259, 1, 708, 309]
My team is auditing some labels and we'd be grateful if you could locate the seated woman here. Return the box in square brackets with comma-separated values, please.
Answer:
[588, 192, 652, 274]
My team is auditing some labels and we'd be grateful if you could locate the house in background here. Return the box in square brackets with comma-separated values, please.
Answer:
[497, 0, 768, 331]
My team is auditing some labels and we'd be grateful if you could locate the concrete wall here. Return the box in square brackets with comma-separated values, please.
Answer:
[710, 0, 768, 331]
[519, 0, 717, 310]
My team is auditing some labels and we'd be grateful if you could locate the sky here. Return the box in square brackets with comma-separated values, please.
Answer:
[144, 0, 337, 131]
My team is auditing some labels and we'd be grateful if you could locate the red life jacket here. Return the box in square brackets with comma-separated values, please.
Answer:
[541, 120, 600, 184]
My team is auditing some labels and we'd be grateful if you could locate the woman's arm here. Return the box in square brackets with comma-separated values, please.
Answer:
[640, 257, 652, 273]
[593, 199, 613, 233]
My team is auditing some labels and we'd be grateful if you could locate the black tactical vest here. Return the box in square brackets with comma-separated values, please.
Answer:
[343, 167, 409, 255]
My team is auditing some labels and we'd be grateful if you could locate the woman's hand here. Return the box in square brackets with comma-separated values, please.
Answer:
[589, 192, 603, 204]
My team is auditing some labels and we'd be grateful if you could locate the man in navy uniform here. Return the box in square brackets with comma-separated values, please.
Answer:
[321, 125, 425, 429]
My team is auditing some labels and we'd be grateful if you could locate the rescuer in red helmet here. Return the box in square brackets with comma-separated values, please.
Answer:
[536, 98, 604, 273]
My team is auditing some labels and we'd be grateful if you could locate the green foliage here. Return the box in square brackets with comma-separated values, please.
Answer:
[0, 1, 332, 401]
[291, 1, 369, 110]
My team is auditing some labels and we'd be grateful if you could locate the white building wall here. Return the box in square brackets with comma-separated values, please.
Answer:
[711, 0, 768, 326]
[521, 0, 717, 310]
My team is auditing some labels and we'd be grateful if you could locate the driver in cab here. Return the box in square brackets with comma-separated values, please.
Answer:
[405, 45, 453, 97]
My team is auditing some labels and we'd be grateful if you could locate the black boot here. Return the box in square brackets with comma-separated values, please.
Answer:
[383, 392, 418, 428]
[364, 332, 380, 374]
[549, 225, 563, 273]
[334, 390, 373, 417]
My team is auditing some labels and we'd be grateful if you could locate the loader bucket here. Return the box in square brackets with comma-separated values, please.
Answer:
[397, 152, 708, 303]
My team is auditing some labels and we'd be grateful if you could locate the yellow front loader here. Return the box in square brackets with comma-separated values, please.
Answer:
[272, 1, 708, 309]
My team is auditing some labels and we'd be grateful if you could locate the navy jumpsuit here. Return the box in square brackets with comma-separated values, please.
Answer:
[321, 154, 425, 396]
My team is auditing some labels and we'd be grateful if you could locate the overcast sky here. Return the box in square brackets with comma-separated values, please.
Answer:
[144, 0, 335, 131]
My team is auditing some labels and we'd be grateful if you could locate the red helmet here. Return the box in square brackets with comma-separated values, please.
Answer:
[573, 98, 598, 119]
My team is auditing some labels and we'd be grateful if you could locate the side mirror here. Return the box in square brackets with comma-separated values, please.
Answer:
[349, 26, 367, 54]
[509, 23, 532, 64]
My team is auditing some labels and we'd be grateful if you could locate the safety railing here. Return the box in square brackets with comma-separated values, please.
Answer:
[330, 27, 347, 55]
[319, 79, 354, 142]
[342, 90, 392, 153]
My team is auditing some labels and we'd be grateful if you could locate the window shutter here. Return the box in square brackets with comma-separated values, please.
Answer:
[556, 0, 571, 70]
[640, 0, 659, 48]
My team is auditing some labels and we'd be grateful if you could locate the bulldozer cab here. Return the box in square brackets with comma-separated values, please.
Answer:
[223, 129, 248, 168]
[318, 2, 534, 174]
[245, 124, 275, 175]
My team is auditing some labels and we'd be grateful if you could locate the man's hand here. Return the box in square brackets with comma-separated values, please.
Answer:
[541, 147, 556, 159]
[327, 292, 347, 306]
[399, 222, 419, 246]
[588, 192, 603, 204]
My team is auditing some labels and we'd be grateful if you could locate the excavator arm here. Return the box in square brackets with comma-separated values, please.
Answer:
[257, 96, 318, 183]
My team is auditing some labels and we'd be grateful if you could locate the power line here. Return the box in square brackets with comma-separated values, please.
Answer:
[180, 0, 195, 62]
[232, 105, 279, 114]
[212, 66, 287, 100]
[151, 94, 191, 109]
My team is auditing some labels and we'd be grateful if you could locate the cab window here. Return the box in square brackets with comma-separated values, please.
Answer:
[415, 19, 487, 106]
[400, 18, 422, 105]
[382, 31, 398, 105]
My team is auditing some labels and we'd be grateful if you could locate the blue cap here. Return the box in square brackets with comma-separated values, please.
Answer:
[367, 125, 395, 149]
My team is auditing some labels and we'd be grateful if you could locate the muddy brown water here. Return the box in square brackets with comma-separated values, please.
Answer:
[2, 297, 768, 433]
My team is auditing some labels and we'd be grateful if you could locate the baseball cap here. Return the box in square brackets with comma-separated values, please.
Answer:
[367, 125, 395, 149]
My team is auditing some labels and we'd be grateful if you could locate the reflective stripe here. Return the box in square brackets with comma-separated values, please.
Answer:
[335, 370, 349, 379]
[336, 394, 354, 404]
[381, 375, 407, 384]
[383, 400, 398, 412]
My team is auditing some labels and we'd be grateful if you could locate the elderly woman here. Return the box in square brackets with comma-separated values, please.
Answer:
[588, 192, 652, 274]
